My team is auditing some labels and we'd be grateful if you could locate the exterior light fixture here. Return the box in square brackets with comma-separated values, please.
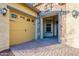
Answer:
[2, 8, 7, 16]
[72, 10, 79, 18]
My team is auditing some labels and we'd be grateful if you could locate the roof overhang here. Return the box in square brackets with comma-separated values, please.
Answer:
[7, 5, 37, 18]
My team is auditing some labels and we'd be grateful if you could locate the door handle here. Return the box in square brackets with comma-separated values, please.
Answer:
[25, 29, 27, 32]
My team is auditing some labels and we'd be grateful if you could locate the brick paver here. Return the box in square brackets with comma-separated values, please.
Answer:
[0, 49, 14, 56]
[11, 38, 79, 56]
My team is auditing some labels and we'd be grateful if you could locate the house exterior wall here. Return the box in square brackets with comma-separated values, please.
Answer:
[66, 4, 79, 48]
[0, 3, 79, 52]
[0, 4, 9, 51]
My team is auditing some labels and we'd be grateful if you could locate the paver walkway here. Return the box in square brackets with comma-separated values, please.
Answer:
[0, 49, 14, 56]
[11, 37, 79, 56]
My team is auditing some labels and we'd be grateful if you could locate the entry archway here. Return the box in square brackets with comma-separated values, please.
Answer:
[40, 12, 61, 43]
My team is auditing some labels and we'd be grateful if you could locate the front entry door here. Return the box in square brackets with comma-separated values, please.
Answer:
[44, 20, 53, 37]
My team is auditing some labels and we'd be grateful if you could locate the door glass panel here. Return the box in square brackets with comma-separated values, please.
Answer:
[46, 24, 51, 32]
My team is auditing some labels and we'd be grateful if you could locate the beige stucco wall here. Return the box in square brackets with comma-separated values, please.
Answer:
[0, 4, 9, 51]
[66, 4, 79, 48]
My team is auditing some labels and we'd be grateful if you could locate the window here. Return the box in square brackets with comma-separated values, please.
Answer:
[11, 14, 17, 18]
[56, 21, 58, 24]
[27, 18, 30, 21]
[46, 24, 51, 32]
[32, 19, 34, 22]
[20, 16, 25, 20]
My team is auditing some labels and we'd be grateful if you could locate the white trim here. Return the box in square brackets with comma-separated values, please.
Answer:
[54, 23, 56, 36]
[40, 17, 43, 39]
[51, 21, 53, 36]
[58, 13, 61, 42]
[35, 18, 38, 40]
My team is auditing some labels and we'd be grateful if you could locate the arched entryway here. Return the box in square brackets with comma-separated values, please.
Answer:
[43, 15, 58, 38]
[40, 12, 61, 43]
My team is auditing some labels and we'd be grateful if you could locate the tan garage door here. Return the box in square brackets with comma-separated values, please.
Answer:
[10, 10, 35, 46]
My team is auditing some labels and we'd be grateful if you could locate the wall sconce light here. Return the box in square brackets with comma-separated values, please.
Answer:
[2, 8, 7, 16]
[72, 10, 79, 18]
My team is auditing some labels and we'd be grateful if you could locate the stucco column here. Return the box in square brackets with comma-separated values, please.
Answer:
[40, 17, 43, 39]
[58, 12, 62, 43]
[35, 18, 38, 40]
[0, 4, 9, 51]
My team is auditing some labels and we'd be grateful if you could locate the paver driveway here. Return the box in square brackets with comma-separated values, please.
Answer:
[11, 37, 79, 56]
